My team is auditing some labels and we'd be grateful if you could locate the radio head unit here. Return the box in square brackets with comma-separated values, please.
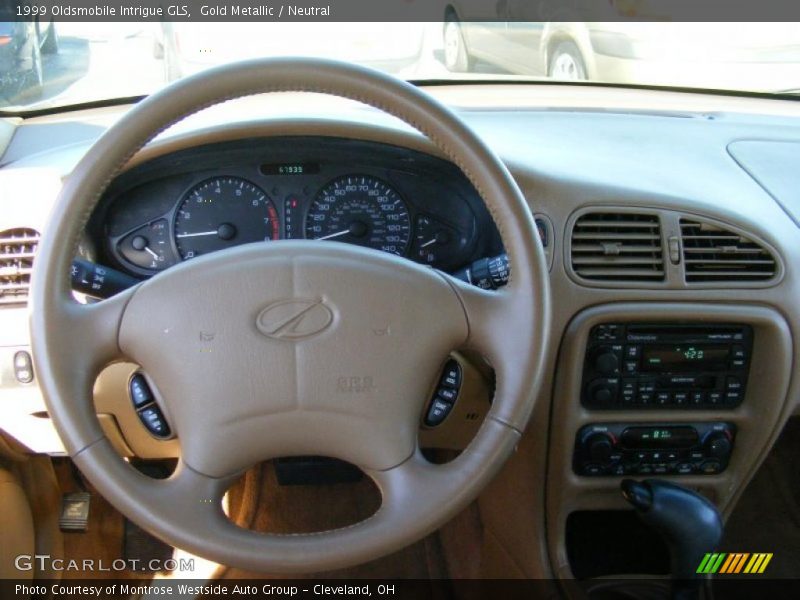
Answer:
[582, 323, 753, 410]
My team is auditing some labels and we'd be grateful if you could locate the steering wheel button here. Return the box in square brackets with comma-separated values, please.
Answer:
[437, 387, 457, 403]
[441, 361, 461, 388]
[129, 374, 153, 409]
[425, 399, 453, 427]
[137, 407, 171, 438]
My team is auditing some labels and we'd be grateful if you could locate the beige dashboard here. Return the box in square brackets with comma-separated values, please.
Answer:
[1, 84, 799, 580]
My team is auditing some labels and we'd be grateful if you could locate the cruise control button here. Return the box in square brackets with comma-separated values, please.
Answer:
[137, 406, 171, 438]
[441, 361, 461, 388]
[437, 387, 457, 403]
[129, 374, 153, 409]
[425, 399, 452, 427]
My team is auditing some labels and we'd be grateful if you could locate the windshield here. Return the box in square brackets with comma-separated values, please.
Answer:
[2, 21, 800, 112]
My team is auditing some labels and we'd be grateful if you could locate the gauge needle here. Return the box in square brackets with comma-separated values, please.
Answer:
[144, 247, 159, 259]
[420, 238, 438, 248]
[176, 231, 219, 238]
[315, 230, 350, 241]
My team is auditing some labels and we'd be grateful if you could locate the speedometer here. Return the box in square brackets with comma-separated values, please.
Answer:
[305, 175, 411, 255]
[174, 177, 279, 260]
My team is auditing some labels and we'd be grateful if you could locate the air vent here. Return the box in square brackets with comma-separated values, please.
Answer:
[571, 212, 664, 282]
[0, 228, 40, 306]
[680, 219, 777, 283]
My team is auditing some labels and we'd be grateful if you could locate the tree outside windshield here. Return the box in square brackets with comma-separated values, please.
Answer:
[1, 22, 799, 111]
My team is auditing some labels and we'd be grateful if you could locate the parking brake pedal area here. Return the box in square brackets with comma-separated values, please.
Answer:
[59, 491, 91, 532]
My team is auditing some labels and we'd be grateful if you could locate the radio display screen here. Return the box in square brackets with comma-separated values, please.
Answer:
[641, 344, 729, 372]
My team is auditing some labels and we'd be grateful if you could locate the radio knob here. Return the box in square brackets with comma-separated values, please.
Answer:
[587, 379, 619, 408]
[584, 432, 616, 463]
[594, 348, 620, 375]
[703, 431, 732, 460]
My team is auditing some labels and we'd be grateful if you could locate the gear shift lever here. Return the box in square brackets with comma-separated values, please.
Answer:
[621, 479, 723, 600]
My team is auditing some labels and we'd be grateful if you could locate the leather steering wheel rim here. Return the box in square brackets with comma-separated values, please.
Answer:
[30, 58, 550, 573]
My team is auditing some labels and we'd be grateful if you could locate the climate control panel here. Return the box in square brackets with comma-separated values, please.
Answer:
[573, 422, 735, 477]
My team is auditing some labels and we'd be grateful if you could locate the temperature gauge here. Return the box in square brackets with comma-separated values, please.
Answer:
[117, 219, 177, 272]
[413, 214, 467, 269]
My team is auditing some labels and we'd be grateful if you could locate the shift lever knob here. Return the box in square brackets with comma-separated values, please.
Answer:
[621, 479, 723, 600]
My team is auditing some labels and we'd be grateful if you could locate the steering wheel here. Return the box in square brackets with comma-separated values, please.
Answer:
[30, 59, 550, 573]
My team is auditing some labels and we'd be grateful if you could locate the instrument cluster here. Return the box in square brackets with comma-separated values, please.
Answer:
[95, 137, 499, 278]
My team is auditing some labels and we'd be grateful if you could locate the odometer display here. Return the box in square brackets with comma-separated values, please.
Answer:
[174, 177, 279, 260]
[305, 175, 411, 255]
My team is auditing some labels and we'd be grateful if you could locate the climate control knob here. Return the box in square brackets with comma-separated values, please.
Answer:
[584, 432, 616, 463]
[703, 431, 732, 460]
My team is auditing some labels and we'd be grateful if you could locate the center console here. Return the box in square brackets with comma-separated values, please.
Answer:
[576, 322, 749, 478]
[546, 303, 792, 582]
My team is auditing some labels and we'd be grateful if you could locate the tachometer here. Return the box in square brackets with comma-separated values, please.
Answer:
[174, 177, 279, 260]
[305, 175, 411, 255]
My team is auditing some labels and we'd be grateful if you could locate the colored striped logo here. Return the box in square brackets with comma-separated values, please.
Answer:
[697, 553, 773, 574]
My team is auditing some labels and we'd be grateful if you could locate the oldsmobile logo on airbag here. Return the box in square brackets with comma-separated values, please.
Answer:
[256, 299, 334, 340]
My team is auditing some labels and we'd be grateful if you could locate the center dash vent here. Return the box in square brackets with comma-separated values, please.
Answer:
[570, 212, 664, 282]
[680, 219, 777, 283]
[0, 228, 40, 306]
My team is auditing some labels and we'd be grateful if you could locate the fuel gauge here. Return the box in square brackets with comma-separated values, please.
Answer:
[413, 214, 467, 270]
[117, 219, 177, 272]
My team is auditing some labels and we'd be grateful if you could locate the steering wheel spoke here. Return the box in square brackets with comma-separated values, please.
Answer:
[64, 290, 134, 369]
[32, 288, 136, 453]
[445, 275, 545, 430]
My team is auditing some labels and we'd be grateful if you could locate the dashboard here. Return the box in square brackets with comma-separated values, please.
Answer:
[90, 137, 502, 279]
